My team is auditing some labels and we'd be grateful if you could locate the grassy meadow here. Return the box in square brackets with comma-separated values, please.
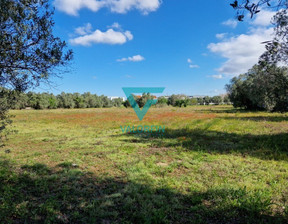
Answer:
[0, 105, 288, 223]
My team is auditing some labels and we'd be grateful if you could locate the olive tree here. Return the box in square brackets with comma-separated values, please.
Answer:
[226, 65, 288, 111]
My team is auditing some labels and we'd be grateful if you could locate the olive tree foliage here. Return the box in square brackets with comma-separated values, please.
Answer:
[0, 0, 73, 141]
[156, 96, 168, 107]
[224, 95, 231, 104]
[211, 96, 223, 105]
[112, 98, 123, 107]
[123, 93, 156, 108]
[0, 0, 73, 90]
[203, 96, 211, 105]
[167, 94, 187, 106]
[230, 0, 288, 64]
[226, 65, 288, 111]
[0, 89, 13, 144]
[188, 98, 198, 106]
[136, 93, 155, 108]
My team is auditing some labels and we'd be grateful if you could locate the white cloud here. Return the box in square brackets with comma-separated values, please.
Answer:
[208, 27, 273, 76]
[216, 33, 227, 40]
[189, 64, 199, 68]
[54, 0, 161, 16]
[187, 58, 199, 69]
[109, 22, 121, 29]
[117, 55, 145, 62]
[211, 10, 276, 76]
[251, 10, 275, 26]
[209, 75, 223, 79]
[70, 24, 133, 46]
[222, 19, 238, 28]
[54, 0, 103, 16]
[123, 31, 133, 41]
[109, 0, 161, 14]
[75, 23, 93, 35]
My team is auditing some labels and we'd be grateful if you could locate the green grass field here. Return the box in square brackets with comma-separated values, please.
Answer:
[1, 106, 288, 223]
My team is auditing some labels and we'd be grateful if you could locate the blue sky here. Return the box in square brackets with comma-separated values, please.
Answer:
[38, 0, 275, 97]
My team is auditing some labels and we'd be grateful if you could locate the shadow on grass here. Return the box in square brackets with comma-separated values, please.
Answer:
[0, 159, 287, 223]
[194, 108, 247, 114]
[222, 116, 288, 122]
[121, 128, 288, 161]
[195, 107, 288, 122]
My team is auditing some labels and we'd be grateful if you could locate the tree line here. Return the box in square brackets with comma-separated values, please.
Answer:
[164, 95, 230, 107]
[1, 89, 230, 110]
[1, 90, 123, 110]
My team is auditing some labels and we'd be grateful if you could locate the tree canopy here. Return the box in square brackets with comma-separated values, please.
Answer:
[226, 64, 288, 111]
[0, 0, 73, 91]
